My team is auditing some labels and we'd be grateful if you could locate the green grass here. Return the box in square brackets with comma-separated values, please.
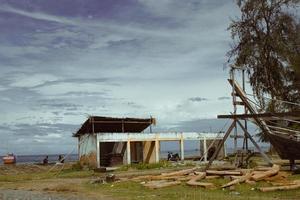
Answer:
[0, 168, 95, 182]
[86, 178, 300, 200]
[117, 160, 176, 171]
[1, 160, 300, 200]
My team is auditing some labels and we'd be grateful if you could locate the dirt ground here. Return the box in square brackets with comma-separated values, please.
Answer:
[0, 189, 93, 200]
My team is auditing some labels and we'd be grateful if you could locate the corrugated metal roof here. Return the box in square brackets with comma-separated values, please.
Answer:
[73, 116, 156, 137]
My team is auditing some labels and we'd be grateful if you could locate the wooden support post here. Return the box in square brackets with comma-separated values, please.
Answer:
[205, 121, 236, 171]
[96, 138, 100, 168]
[224, 141, 227, 157]
[78, 137, 80, 160]
[155, 139, 160, 163]
[180, 133, 184, 161]
[127, 140, 131, 165]
[236, 120, 273, 166]
[203, 136, 207, 162]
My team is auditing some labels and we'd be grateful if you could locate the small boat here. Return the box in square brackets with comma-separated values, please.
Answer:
[2, 153, 16, 164]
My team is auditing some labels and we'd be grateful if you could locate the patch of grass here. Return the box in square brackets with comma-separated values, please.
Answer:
[0, 168, 95, 182]
[57, 169, 94, 178]
[86, 179, 300, 200]
[43, 184, 79, 192]
[117, 161, 173, 171]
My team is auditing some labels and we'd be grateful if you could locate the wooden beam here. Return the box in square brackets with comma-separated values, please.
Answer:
[155, 139, 160, 163]
[218, 112, 300, 120]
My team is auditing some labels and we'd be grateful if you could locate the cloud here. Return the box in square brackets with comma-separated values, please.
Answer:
[218, 96, 231, 100]
[0, 0, 240, 155]
[188, 97, 209, 102]
[7, 123, 80, 137]
[0, 4, 76, 25]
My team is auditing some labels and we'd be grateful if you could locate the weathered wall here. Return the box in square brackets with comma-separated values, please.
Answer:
[130, 142, 143, 163]
[200, 139, 225, 160]
[143, 141, 156, 163]
[79, 134, 97, 168]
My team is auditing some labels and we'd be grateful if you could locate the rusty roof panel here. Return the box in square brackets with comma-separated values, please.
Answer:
[73, 116, 155, 137]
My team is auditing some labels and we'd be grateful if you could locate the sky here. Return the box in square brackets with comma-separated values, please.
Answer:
[0, 0, 248, 155]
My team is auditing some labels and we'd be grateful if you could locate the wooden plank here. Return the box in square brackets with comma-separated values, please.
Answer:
[251, 164, 280, 181]
[221, 172, 252, 188]
[259, 183, 300, 192]
[206, 170, 242, 176]
[144, 180, 181, 189]
[218, 112, 300, 120]
[161, 167, 199, 177]
[186, 172, 215, 188]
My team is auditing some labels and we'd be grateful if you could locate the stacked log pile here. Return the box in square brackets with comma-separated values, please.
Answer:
[132, 164, 300, 192]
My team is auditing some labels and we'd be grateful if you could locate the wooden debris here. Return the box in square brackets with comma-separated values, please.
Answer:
[251, 164, 280, 181]
[205, 175, 220, 179]
[206, 170, 242, 176]
[176, 175, 196, 181]
[188, 182, 215, 189]
[132, 164, 300, 193]
[144, 180, 181, 189]
[160, 167, 199, 177]
[186, 172, 205, 185]
[230, 176, 244, 180]
[222, 172, 252, 188]
[259, 183, 300, 192]
[254, 167, 273, 171]
[186, 172, 215, 188]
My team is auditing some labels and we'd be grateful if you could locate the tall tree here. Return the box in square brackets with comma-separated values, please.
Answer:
[228, 0, 300, 111]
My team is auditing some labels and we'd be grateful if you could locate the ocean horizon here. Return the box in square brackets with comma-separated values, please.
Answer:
[0, 146, 270, 165]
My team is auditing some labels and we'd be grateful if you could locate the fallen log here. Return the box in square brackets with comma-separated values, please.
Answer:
[221, 172, 252, 188]
[186, 172, 206, 184]
[161, 167, 199, 177]
[206, 170, 242, 176]
[254, 167, 273, 171]
[186, 172, 214, 188]
[230, 176, 244, 180]
[176, 175, 196, 181]
[259, 183, 300, 192]
[251, 165, 280, 181]
[205, 175, 220, 179]
[187, 182, 215, 189]
[144, 180, 181, 189]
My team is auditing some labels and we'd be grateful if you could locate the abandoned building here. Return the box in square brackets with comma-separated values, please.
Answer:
[73, 116, 226, 168]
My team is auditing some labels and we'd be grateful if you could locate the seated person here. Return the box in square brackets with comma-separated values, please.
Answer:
[43, 156, 48, 165]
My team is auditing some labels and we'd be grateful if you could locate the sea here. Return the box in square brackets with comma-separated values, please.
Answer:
[0, 146, 269, 165]
[0, 154, 79, 165]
